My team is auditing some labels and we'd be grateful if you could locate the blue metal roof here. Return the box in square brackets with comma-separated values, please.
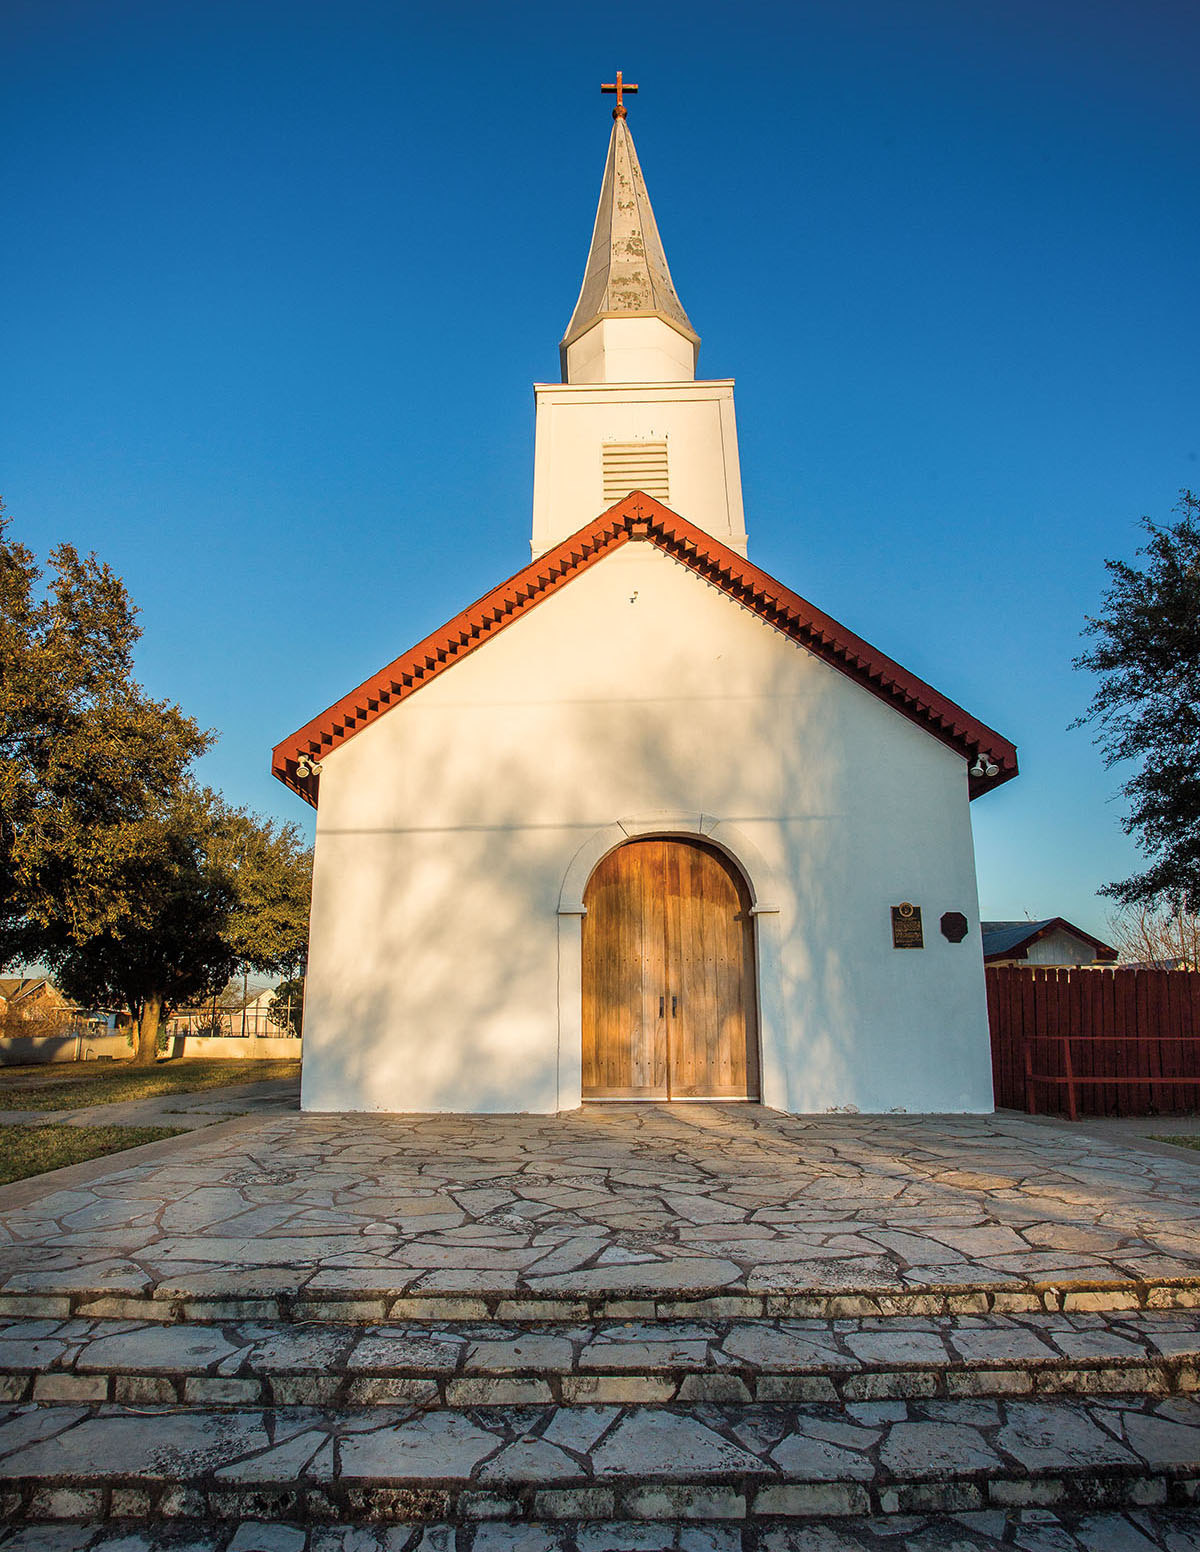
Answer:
[981, 921, 1055, 958]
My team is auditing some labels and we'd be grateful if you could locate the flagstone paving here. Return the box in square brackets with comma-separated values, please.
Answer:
[2, 1393, 1200, 1519]
[5, 1106, 1200, 1548]
[2, 1106, 1200, 1317]
[4, 1306, 1200, 1406]
[2, 1509, 1200, 1550]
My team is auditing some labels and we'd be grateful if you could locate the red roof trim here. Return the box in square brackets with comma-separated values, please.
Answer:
[271, 493, 1019, 806]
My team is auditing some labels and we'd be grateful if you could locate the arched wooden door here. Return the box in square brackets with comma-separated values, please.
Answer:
[581, 838, 760, 1100]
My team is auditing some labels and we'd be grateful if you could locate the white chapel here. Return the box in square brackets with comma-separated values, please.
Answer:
[274, 80, 1018, 1116]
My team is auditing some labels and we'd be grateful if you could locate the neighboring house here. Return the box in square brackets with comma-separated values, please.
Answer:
[982, 920, 1117, 968]
[0, 977, 75, 1021]
[221, 984, 272, 1024]
[169, 984, 298, 1038]
[243, 987, 281, 1017]
[228, 986, 298, 1035]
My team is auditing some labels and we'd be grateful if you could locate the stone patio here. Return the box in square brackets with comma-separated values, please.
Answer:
[3, 1105, 1200, 1548]
[2, 1106, 1199, 1317]
[2, 1390, 1200, 1524]
[3, 1507, 1200, 1550]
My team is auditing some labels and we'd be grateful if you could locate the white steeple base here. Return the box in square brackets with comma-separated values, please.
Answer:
[531, 378, 748, 559]
[563, 317, 698, 385]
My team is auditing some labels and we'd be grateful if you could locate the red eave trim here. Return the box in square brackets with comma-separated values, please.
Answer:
[271, 493, 1019, 806]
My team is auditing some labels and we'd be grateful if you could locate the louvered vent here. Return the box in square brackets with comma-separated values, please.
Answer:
[602, 441, 669, 504]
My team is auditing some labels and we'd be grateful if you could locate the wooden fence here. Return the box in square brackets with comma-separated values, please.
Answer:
[986, 965, 1200, 1117]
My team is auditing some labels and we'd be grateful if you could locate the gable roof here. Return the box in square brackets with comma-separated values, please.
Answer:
[0, 977, 51, 1002]
[272, 492, 1019, 807]
[982, 919, 1117, 964]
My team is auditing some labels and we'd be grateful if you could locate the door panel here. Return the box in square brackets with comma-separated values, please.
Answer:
[666, 840, 759, 1098]
[582, 837, 759, 1101]
[582, 839, 668, 1098]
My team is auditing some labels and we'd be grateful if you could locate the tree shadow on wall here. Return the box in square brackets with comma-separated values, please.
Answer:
[304, 599, 972, 1115]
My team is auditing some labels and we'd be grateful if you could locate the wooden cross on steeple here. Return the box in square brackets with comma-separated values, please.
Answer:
[601, 70, 638, 120]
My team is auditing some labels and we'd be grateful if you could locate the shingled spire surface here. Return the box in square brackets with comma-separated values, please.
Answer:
[560, 116, 699, 364]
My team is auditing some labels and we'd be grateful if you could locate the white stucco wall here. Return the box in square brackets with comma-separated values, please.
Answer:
[301, 543, 995, 1117]
[531, 381, 746, 558]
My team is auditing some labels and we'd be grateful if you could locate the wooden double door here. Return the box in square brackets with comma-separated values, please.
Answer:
[582, 837, 760, 1100]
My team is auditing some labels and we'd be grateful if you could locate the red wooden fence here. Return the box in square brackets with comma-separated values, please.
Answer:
[986, 965, 1200, 1117]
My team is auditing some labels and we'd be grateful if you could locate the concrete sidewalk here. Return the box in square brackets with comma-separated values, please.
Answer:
[0, 1075, 300, 1131]
[1011, 1106, 1200, 1165]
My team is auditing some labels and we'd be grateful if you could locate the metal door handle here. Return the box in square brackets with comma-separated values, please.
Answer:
[671, 995, 677, 1017]
[659, 996, 664, 1018]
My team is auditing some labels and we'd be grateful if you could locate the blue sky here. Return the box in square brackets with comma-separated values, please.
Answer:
[3, 0, 1197, 941]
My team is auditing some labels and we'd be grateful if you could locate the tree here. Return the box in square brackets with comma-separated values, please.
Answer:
[47, 783, 312, 1060]
[1, 503, 210, 967]
[1075, 491, 1200, 908]
[269, 977, 305, 1037]
[1, 509, 313, 1061]
[1106, 901, 1200, 970]
[49, 784, 242, 1059]
[209, 806, 312, 979]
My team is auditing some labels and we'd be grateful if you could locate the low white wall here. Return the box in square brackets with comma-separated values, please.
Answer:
[0, 1032, 301, 1065]
[166, 1035, 301, 1060]
[0, 1032, 132, 1065]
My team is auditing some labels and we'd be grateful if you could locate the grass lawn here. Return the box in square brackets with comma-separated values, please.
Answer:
[1152, 1135, 1200, 1151]
[0, 1058, 301, 1112]
[0, 1124, 187, 1186]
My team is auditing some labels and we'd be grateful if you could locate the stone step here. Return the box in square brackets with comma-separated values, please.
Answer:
[4, 1309, 1200, 1410]
[2, 1395, 1200, 1526]
[3, 1274, 1199, 1328]
[5, 1510, 1200, 1551]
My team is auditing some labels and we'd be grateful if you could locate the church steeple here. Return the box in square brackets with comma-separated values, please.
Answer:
[559, 92, 700, 385]
[532, 77, 746, 559]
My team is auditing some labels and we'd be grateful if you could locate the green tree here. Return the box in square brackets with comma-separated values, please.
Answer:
[210, 806, 312, 979]
[1, 504, 210, 969]
[269, 976, 305, 1037]
[1076, 490, 1200, 907]
[1, 508, 313, 1062]
[49, 784, 241, 1059]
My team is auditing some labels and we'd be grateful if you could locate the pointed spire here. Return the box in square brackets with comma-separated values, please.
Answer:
[560, 113, 699, 378]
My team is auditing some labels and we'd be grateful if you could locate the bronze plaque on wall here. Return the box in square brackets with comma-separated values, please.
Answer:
[891, 903, 924, 949]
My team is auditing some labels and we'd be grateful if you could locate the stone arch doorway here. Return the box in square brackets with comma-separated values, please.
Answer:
[581, 836, 761, 1100]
